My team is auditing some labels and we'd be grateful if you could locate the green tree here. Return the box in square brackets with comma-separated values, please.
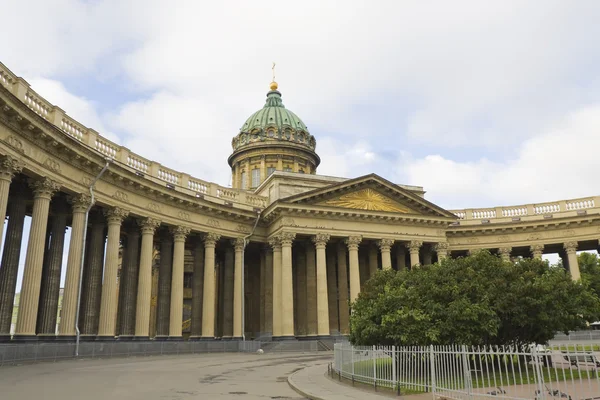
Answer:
[349, 251, 600, 347]
[579, 252, 600, 298]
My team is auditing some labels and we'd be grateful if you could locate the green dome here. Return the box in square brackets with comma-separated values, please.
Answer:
[241, 90, 309, 133]
[232, 88, 316, 151]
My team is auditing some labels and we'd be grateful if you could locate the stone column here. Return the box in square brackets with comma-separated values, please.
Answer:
[79, 210, 106, 337]
[190, 238, 205, 339]
[58, 194, 90, 339]
[326, 247, 338, 334]
[368, 244, 378, 276]
[118, 223, 141, 338]
[233, 238, 245, 339]
[407, 240, 422, 268]
[37, 199, 68, 336]
[280, 232, 296, 338]
[259, 248, 266, 336]
[221, 245, 234, 338]
[346, 236, 362, 303]
[378, 239, 394, 271]
[155, 231, 173, 339]
[530, 244, 544, 260]
[313, 233, 330, 337]
[337, 243, 349, 334]
[305, 240, 317, 337]
[395, 245, 406, 270]
[0, 155, 23, 251]
[264, 246, 273, 336]
[435, 242, 449, 261]
[276, 155, 283, 171]
[14, 178, 60, 339]
[201, 232, 221, 338]
[269, 236, 282, 338]
[564, 241, 580, 281]
[0, 184, 27, 340]
[169, 226, 190, 339]
[260, 155, 266, 183]
[134, 218, 160, 339]
[498, 247, 512, 262]
[97, 207, 129, 339]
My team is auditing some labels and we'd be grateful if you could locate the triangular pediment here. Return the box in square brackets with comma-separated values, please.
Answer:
[280, 174, 456, 218]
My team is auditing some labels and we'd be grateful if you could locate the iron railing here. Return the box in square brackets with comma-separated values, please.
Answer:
[333, 342, 600, 399]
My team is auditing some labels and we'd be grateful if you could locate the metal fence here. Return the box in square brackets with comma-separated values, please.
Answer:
[333, 342, 600, 399]
[0, 340, 261, 366]
[552, 331, 600, 342]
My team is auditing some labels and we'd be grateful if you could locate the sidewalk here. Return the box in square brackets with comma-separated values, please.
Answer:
[288, 363, 426, 400]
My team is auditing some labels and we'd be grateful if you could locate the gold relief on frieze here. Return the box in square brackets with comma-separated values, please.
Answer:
[318, 188, 409, 213]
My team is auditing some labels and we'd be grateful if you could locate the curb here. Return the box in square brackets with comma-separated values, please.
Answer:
[287, 365, 326, 400]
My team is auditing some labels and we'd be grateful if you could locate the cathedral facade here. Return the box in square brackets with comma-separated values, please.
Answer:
[0, 61, 598, 341]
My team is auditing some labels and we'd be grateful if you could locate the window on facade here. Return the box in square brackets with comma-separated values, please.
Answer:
[283, 167, 292, 172]
[251, 168, 260, 188]
[299, 169, 305, 174]
[241, 171, 247, 188]
[267, 167, 276, 176]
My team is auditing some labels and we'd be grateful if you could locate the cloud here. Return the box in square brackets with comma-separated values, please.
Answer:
[401, 104, 600, 209]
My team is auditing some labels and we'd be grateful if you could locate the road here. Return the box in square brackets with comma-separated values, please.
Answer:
[0, 352, 332, 399]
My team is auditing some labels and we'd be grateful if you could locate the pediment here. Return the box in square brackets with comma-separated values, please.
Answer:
[317, 188, 411, 213]
[281, 174, 456, 218]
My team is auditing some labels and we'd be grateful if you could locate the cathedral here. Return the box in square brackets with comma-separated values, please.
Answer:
[0, 61, 597, 342]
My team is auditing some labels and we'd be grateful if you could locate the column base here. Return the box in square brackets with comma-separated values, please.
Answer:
[95, 335, 116, 341]
[131, 336, 150, 341]
[11, 334, 39, 342]
[166, 336, 183, 341]
[0, 334, 12, 342]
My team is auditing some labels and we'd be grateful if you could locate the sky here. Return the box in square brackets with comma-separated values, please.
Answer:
[2, 1, 600, 291]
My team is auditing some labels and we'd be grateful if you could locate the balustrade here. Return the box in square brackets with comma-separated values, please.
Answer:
[24, 90, 51, 120]
[60, 117, 85, 141]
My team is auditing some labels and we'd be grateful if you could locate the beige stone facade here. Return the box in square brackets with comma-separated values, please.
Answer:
[0, 61, 598, 341]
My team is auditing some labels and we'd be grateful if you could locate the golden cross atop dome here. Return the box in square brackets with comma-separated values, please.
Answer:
[270, 62, 278, 90]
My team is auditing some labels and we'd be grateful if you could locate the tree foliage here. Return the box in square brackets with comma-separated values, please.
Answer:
[349, 251, 600, 347]
[579, 252, 600, 299]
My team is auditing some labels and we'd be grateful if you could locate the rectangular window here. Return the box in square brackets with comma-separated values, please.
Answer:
[267, 167, 276, 176]
[251, 169, 260, 188]
[241, 171, 247, 188]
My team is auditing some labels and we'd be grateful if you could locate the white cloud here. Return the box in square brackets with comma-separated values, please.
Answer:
[401, 104, 600, 209]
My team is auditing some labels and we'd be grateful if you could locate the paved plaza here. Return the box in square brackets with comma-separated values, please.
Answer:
[0, 352, 332, 400]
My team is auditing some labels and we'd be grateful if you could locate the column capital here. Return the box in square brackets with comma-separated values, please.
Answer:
[170, 226, 191, 241]
[377, 238, 394, 251]
[67, 193, 92, 212]
[530, 244, 544, 255]
[434, 242, 449, 252]
[268, 235, 281, 250]
[29, 177, 60, 200]
[312, 233, 330, 247]
[104, 207, 129, 225]
[232, 237, 246, 250]
[139, 217, 161, 235]
[0, 155, 24, 181]
[203, 232, 221, 246]
[564, 241, 578, 255]
[345, 235, 362, 250]
[279, 231, 296, 246]
[499, 246, 512, 256]
[406, 240, 423, 252]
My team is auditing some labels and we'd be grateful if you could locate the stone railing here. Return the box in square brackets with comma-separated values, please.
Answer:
[0, 61, 268, 210]
[450, 196, 599, 223]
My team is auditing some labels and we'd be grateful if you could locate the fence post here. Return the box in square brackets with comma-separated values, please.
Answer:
[531, 345, 546, 400]
[461, 345, 473, 399]
[351, 346, 355, 385]
[429, 345, 436, 396]
[373, 345, 377, 390]
[392, 345, 397, 395]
